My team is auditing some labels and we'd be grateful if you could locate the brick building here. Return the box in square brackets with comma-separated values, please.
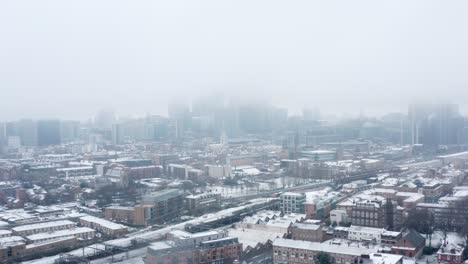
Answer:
[146, 230, 242, 264]
[289, 222, 324, 242]
[105, 189, 184, 226]
[273, 238, 403, 264]
[80, 215, 128, 237]
[186, 193, 221, 214]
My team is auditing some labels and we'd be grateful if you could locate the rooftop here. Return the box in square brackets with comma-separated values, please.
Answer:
[12, 220, 75, 232]
[26, 227, 95, 241]
[80, 215, 127, 230]
[273, 238, 376, 256]
[142, 189, 183, 203]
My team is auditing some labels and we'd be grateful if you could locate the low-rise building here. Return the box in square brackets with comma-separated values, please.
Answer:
[12, 220, 76, 236]
[104, 206, 137, 225]
[24, 236, 77, 256]
[142, 189, 185, 224]
[105, 189, 184, 226]
[273, 238, 403, 264]
[390, 229, 425, 258]
[146, 229, 242, 264]
[0, 236, 25, 262]
[186, 193, 221, 214]
[80, 215, 128, 237]
[26, 227, 95, 243]
[167, 164, 204, 180]
[290, 222, 324, 242]
[56, 166, 95, 178]
[437, 242, 465, 264]
[0, 230, 12, 238]
[330, 209, 348, 225]
[348, 225, 385, 243]
[281, 192, 306, 214]
[205, 165, 231, 178]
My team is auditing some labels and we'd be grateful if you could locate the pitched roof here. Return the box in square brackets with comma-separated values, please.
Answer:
[403, 229, 425, 247]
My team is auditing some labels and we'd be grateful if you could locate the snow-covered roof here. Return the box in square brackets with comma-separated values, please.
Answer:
[273, 238, 376, 256]
[80, 215, 127, 230]
[26, 227, 94, 241]
[12, 220, 75, 232]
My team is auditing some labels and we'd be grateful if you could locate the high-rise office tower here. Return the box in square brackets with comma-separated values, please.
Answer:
[94, 109, 116, 130]
[37, 120, 61, 146]
[168, 101, 191, 138]
[17, 119, 38, 146]
[60, 120, 80, 142]
[409, 103, 463, 146]
[111, 123, 124, 145]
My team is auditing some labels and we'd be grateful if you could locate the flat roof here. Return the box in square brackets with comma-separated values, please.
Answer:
[80, 215, 127, 230]
[273, 238, 375, 256]
[26, 227, 94, 241]
[12, 220, 75, 232]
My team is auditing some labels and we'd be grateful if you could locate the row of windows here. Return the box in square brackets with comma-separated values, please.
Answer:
[352, 219, 379, 227]
[352, 211, 379, 218]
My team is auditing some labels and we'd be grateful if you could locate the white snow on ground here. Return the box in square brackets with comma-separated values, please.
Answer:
[23, 198, 273, 264]
[112, 257, 144, 264]
[228, 226, 282, 248]
[426, 231, 465, 248]
[419, 231, 466, 264]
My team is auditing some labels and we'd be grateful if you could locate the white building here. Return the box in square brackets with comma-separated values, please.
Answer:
[26, 227, 95, 243]
[0, 230, 12, 238]
[281, 192, 306, 214]
[79, 215, 128, 237]
[56, 166, 95, 178]
[206, 165, 231, 178]
[348, 225, 385, 243]
[330, 209, 348, 225]
[12, 220, 76, 236]
[7, 136, 21, 148]
[166, 230, 226, 246]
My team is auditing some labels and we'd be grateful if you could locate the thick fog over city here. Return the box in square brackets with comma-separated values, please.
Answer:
[1, 0, 468, 120]
[1, 1, 468, 264]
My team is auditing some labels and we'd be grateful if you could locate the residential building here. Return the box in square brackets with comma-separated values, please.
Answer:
[281, 193, 306, 214]
[273, 238, 403, 264]
[289, 222, 324, 242]
[12, 220, 76, 237]
[141, 189, 185, 224]
[437, 242, 465, 264]
[37, 120, 61, 146]
[26, 227, 95, 243]
[390, 229, 425, 258]
[146, 230, 242, 264]
[0, 236, 26, 262]
[80, 215, 128, 237]
[186, 193, 221, 214]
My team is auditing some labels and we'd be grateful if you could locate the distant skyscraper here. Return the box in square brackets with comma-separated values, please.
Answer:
[37, 120, 61, 146]
[7, 136, 21, 148]
[168, 101, 191, 137]
[220, 130, 228, 145]
[237, 102, 272, 134]
[303, 107, 320, 121]
[111, 123, 124, 145]
[409, 103, 463, 146]
[0, 122, 5, 145]
[0, 123, 5, 153]
[18, 119, 37, 146]
[5, 122, 18, 138]
[60, 120, 80, 142]
[94, 109, 116, 130]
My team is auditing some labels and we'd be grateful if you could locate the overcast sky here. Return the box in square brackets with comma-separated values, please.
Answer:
[1, 0, 468, 120]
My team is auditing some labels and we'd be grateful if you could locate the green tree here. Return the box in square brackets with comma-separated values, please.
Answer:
[314, 252, 332, 264]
